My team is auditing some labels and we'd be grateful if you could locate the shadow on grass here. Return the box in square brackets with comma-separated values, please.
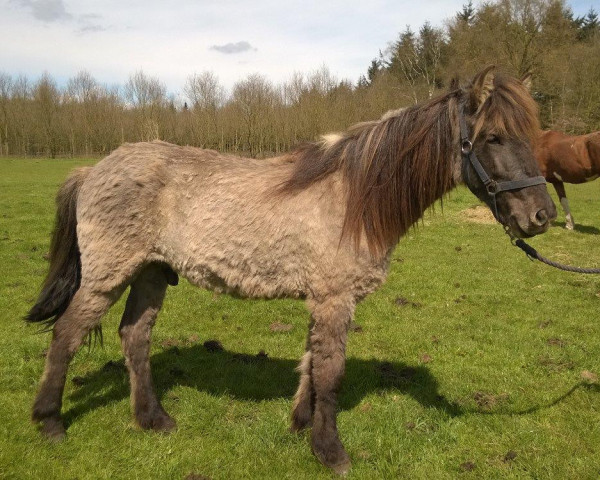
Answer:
[510, 382, 600, 415]
[552, 221, 600, 234]
[64, 344, 462, 428]
[64, 345, 600, 430]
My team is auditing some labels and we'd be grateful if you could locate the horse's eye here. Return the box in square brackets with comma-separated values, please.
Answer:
[487, 134, 501, 144]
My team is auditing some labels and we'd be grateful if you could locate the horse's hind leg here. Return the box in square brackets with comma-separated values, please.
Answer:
[119, 264, 175, 432]
[552, 181, 574, 230]
[32, 287, 120, 440]
[303, 296, 354, 474]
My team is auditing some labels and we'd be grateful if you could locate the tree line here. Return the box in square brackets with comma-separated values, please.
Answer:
[0, 0, 598, 158]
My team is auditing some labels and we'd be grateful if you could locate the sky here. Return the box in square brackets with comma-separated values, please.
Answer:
[1, 0, 596, 97]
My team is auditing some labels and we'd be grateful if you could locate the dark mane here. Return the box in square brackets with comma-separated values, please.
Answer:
[278, 74, 539, 257]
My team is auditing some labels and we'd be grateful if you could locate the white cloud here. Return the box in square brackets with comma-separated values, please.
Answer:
[210, 41, 257, 54]
[17, 0, 72, 22]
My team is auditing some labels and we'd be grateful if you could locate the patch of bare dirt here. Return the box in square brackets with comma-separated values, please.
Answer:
[460, 205, 496, 224]
[472, 391, 509, 409]
[420, 353, 432, 364]
[547, 337, 567, 348]
[394, 296, 423, 308]
[160, 338, 181, 349]
[454, 294, 467, 304]
[185, 474, 211, 480]
[538, 355, 574, 372]
[269, 321, 293, 332]
[581, 370, 598, 383]
[503, 451, 518, 463]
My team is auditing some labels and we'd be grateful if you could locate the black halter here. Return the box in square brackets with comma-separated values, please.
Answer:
[458, 110, 546, 197]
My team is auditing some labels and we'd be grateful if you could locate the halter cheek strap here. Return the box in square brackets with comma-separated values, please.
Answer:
[458, 112, 546, 196]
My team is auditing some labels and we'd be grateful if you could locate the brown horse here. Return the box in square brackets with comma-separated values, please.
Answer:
[27, 67, 555, 474]
[536, 129, 600, 229]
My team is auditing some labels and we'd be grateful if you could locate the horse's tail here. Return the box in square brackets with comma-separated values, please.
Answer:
[26, 167, 91, 327]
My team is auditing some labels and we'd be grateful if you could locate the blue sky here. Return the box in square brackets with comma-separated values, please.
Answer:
[1, 0, 596, 96]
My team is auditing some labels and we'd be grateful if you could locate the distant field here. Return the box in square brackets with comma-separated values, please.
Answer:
[0, 156, 599, 479]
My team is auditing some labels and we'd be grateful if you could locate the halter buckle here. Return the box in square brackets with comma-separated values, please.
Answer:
[461, 139, 473, 155]
[486, 180, 499, 196]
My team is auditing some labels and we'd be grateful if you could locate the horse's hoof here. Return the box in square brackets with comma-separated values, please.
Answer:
[566, 223, 574, 230]
[40, 417, 66, 442]
[312, 436, 351, 475]
[330, 458, 352, 476]
[138, 410, 177, 433]
[313, 449, 352, 475]
[153, 414, 176, 433]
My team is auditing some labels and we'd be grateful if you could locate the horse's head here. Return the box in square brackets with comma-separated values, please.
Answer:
[456, 66, 556, 238]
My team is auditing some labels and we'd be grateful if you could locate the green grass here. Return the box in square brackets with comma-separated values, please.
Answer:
[1, 157, 599, 479]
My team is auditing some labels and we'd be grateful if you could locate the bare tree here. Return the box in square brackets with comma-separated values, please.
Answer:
[33, 73, 61, 157]
[184, 72, 225, 148]
[124, 71, 166, 140]
[231, 74, 277, 156]
[0, 73, 12, 155]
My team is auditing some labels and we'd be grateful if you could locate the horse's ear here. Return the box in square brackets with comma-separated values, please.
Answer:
[449, 75, 460, 91]
[470, 65, 495, 110]
[521, 72, 533, 91]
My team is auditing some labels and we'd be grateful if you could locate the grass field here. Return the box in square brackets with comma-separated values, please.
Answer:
[0, 156, 599, 479]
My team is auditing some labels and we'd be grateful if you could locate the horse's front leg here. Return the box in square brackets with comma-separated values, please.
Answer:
[552, 181, 574, 230]
[302, 296, 354, 474]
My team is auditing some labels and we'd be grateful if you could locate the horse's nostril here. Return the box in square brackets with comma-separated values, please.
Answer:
[535, 209, 548, 226]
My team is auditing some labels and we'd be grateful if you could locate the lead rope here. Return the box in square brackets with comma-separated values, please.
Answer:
[504, 226, 600, 274]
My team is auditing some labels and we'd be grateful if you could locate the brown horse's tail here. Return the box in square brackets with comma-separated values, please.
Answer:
[26, 167, 91, 327]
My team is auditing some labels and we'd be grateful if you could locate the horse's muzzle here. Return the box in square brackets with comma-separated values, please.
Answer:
[507, 207, 555, 238]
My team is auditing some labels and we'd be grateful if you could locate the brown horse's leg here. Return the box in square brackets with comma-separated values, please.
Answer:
[305, 297, 354, 474]
[291, 319, 315, 432]
[119, 264, 175, 432]
[32, 287, 119, 440]
[552, 181, 574, 230]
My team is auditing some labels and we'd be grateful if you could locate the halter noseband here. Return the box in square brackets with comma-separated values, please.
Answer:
[458, 109, 546, 197]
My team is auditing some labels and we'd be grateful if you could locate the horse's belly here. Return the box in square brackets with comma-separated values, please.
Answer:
[178, 259, 307, 300]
